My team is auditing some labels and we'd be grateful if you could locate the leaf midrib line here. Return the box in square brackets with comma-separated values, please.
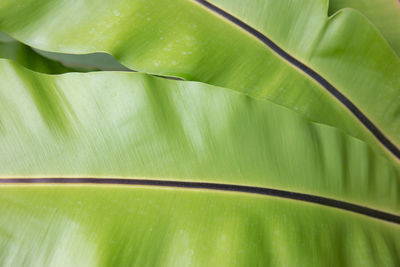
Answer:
[193, 0, 400, 161]
[1, 178, 399, 225]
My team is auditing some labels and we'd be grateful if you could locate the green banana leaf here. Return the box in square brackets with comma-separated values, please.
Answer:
[0, 0, 399, 166]
[329, 0, 400, 56]
[0, 59, 399, 266]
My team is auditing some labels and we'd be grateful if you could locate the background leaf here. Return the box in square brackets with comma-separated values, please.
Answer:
[0, 31, 71, 74]
[0, 31, 131, 72]
[329, 0, 400, 56]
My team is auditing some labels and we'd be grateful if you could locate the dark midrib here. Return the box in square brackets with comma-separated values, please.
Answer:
[1, 178, 399, 225]
[194, 0, 400, 160]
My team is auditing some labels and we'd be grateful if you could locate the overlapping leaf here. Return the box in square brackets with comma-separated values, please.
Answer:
[329, 0, 400, 56]
[0, 0, 399, 165]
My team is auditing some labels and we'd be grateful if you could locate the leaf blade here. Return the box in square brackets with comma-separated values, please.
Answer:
[0, 185, 399, 266]
[1, 0, 399, 165]
[0, 59, 399, 214]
